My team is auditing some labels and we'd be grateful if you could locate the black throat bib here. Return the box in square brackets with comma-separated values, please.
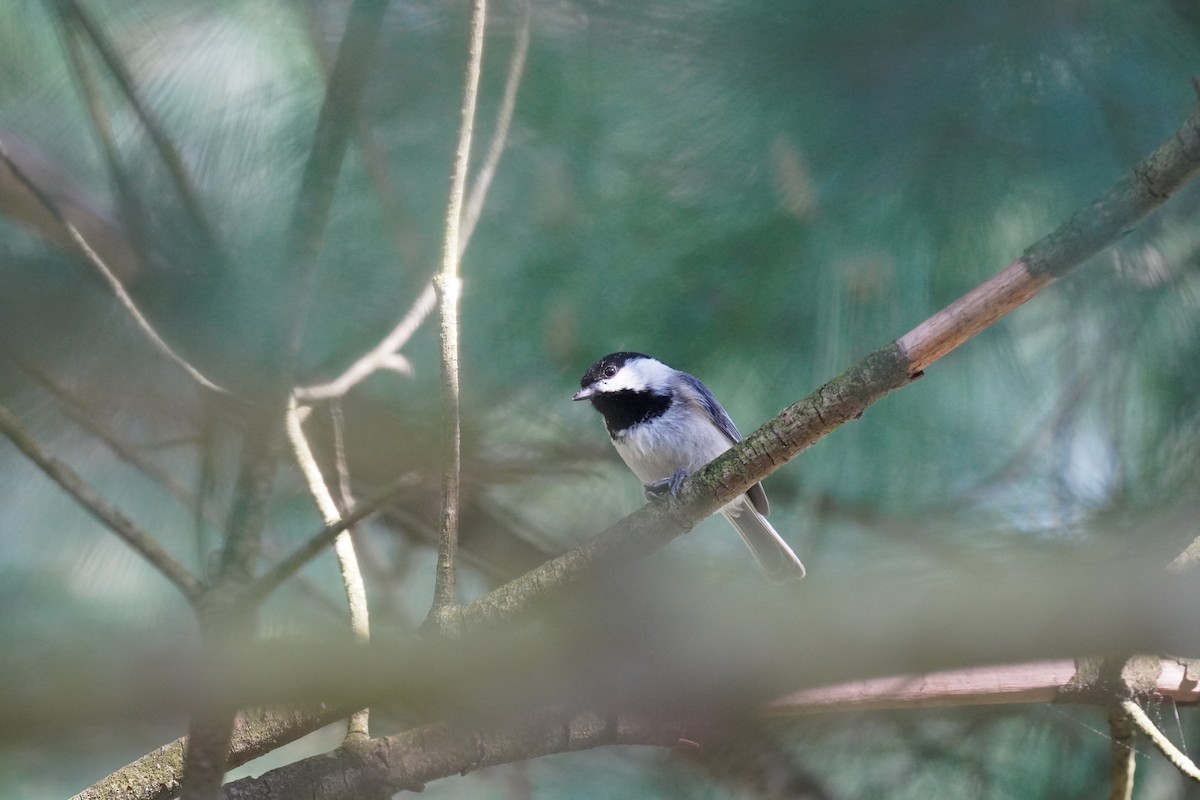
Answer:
[589, 390, 671, 439]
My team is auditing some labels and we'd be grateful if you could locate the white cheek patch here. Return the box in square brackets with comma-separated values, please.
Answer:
[602, 358, 675, 393]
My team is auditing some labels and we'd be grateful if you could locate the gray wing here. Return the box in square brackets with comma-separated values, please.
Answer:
[679, 372, 742, 443]
[678, 372, 770, 516]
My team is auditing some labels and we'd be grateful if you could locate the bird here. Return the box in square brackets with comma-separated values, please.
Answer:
[573, 351, 805, 580]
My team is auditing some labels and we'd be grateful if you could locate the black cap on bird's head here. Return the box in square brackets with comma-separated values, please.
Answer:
[572, 351, 651, 401]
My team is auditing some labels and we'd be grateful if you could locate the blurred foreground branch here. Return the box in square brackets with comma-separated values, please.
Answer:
[20, 554, 1200, 797]
[224, 711, 694, 800]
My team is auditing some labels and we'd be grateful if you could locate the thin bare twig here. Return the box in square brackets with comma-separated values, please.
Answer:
[428, 0, 488, 620]
[1, 346, 197, 509]
[459, 0, 531, 254]
[284, 397, 370, 740]
[1121, 699, 1200, 783]
[251, 474, 413, 603]
[0, 136, 226, 395]
[0, 403, 204, 601]
[293, 283, 434, 401]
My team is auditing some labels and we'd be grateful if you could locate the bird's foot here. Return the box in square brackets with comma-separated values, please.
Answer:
[644, 468, 689, 501]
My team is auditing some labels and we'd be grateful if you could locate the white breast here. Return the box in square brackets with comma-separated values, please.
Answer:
[612, 402, 733, 485]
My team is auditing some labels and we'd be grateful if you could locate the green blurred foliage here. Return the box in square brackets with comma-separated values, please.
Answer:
[2, 0, 1200, 797]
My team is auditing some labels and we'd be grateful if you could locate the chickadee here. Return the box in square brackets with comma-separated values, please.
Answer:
[573, 352, 805, 580]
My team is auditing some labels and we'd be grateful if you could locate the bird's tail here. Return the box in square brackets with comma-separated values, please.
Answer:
[722, 498, 806, 580]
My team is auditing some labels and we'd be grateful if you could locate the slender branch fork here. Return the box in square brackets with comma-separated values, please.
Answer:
[259, 0, 532, 605]
[294, 0, 527, 407]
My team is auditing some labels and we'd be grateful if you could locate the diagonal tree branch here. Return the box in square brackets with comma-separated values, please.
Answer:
[249, 474, 412, 603]
[1, 346, 199, 511]
[71, 706, 348, 800]
[0, 403, 204, 602]
[439, 102, 1200, 636]
[221, 711, 695, 799]
[293, 283, 434, 402]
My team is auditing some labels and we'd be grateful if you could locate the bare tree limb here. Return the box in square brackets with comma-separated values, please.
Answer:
[72, 707, 347, 800]
[0, 403, 204, 602]
[221, 711, 694, 799]
[898, 104, 1200, 372]
[428, 0, 488, 621]
[770, 660, 1081, 713]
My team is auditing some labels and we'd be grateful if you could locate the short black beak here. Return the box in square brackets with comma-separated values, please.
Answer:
[572, 387, 595, 401]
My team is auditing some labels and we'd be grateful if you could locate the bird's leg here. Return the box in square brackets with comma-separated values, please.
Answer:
[644, 468, 689, 500]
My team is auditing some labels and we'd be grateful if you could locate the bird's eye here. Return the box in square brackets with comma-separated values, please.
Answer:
[602, 365, 618, 378]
